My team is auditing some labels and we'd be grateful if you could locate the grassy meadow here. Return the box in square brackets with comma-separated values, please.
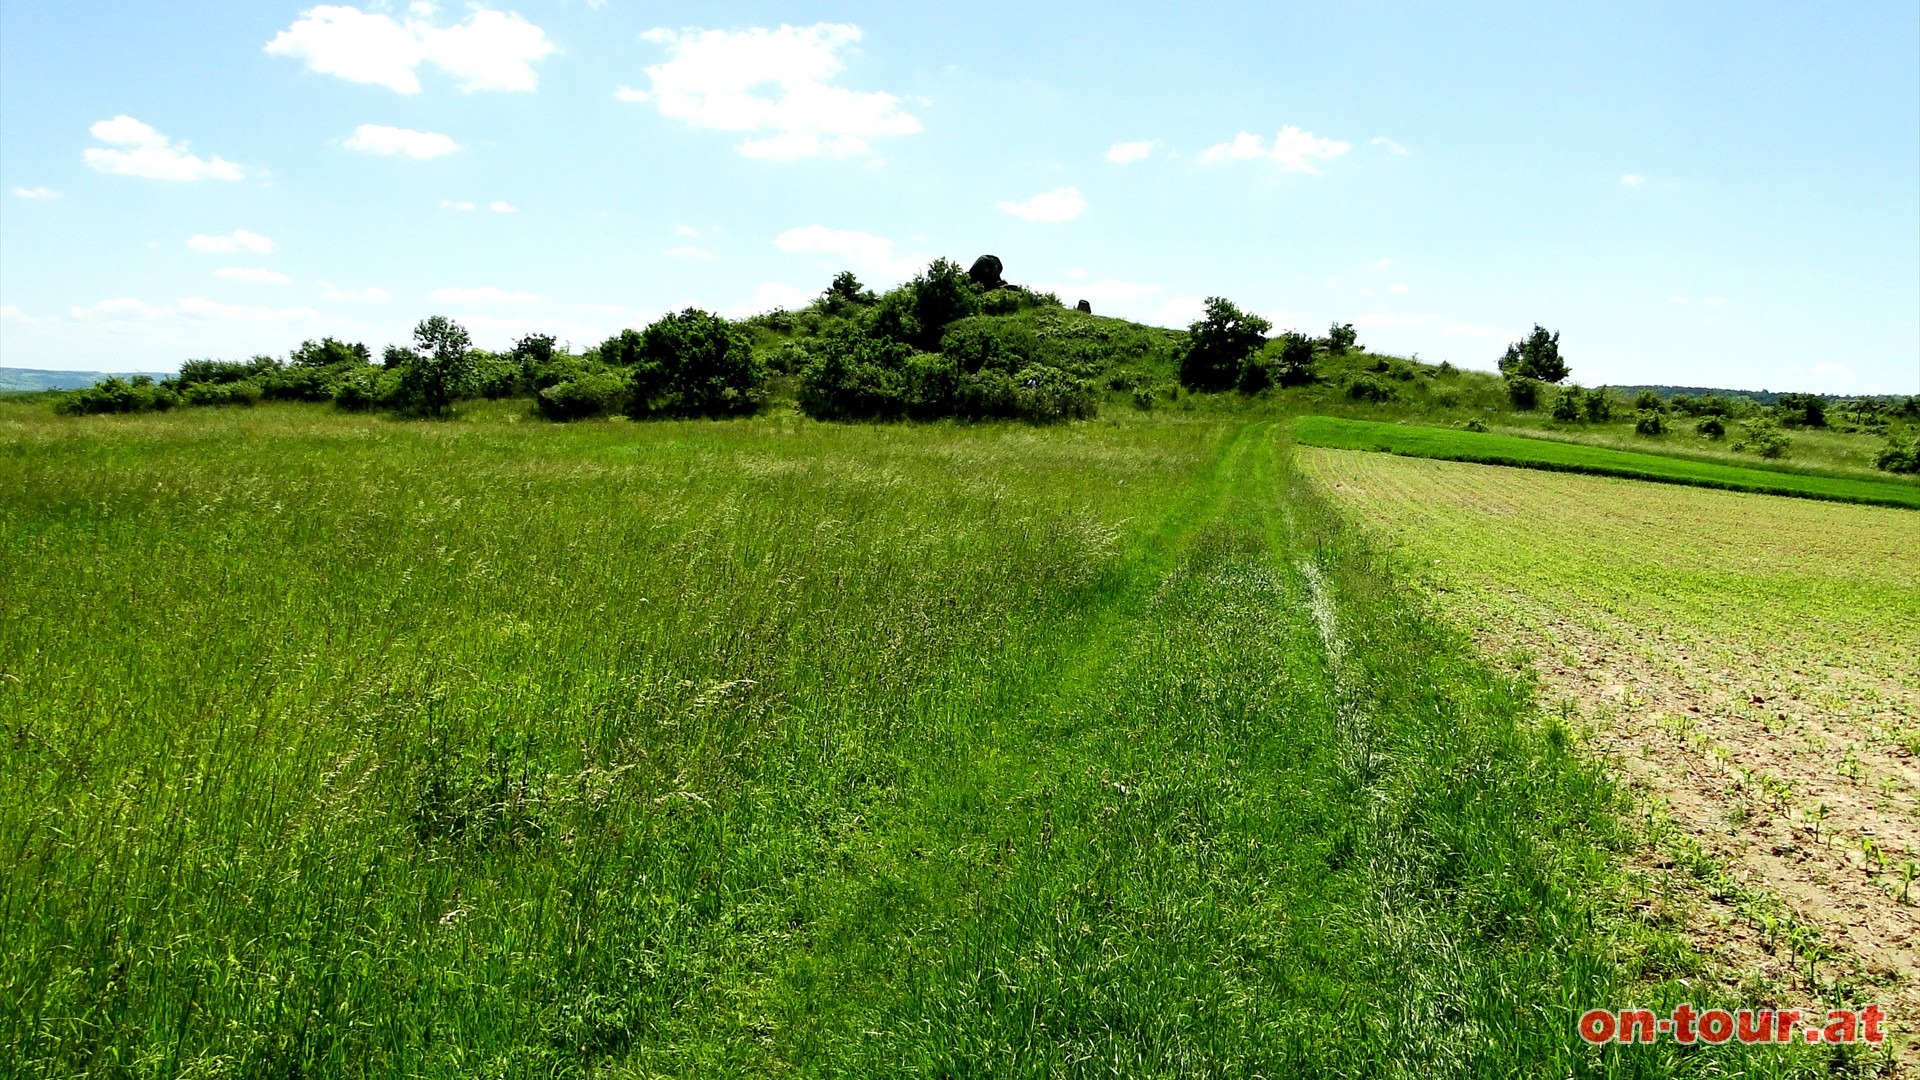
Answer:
[1, 399, 1849, 1077]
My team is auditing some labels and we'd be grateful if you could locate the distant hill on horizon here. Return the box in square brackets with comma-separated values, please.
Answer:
[1, 368, 174, 392]
[1605, 384, 1914, 406]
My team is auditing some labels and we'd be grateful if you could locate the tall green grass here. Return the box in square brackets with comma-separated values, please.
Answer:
[1295, 415, 1920, 509]
[1, 404, 1829, 1076]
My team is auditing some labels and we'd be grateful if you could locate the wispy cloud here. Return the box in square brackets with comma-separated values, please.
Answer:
[1105, 140, 1156, 164]
[995, 186, 1087, 223]
[1370, 136, 1410, 156]
[345, 124, 460, 159]
[188, 229, 275, 254]
[12, 186, 60, 199]
[214, 267, 292, 284]
[429, 285, 543, 304]
[84, 116, 244, 181]
[1621, 173, 1645, 187]
[774, 225, 922, 278]
[1200, 125, 1350, 172]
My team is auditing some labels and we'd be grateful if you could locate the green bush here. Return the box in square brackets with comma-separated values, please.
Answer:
[1463, 417, 1489, 433]
[1179, 297, 1270, 392]
[1272, 331, 1316, 387]
[54, 377, 178, 416]
[332, 368, 385, 411]
[1696, 416, 1726, 439]
[1346, 375, 1393, 403]
[1506, 376, 1540, 410]
[1551, 385, 1586, 422]
[1633, 410, 1666, 436]
[626, 308, 766, 418]
[1733, 417, 1790, 458]
[797, 325, 914, 420]
[1583, 388, 1615, 423]
[1874, 436, 1920, 474]
[1011, 365, 1096, 422]
[537, 370, 630, 421]
[1773, 392, 1827, 428]
[1235, 353, 1274, 394]
[1632, 390, 1665, 412]
[183, 379, 263, 407]
[1323, 322, 1358, 356]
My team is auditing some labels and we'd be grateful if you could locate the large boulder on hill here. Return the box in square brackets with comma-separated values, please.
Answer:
[968, 255, 1005, 290]
[1076, 299, 1092, 313]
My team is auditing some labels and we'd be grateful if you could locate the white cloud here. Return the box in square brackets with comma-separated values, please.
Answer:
[265, 5, 555, 95]
[1042, 278, 1162, 303]
[1366, 258, 1392, 270]
[83, 116, 244, 181]
[69, 296, 322, 324]
[665, 246, 715, 260]
[440, 198, 477, 211]
[676, 224, 699, 237]
[489, 201, 516, 213]
[12, 186, 59, 199]
[429, 285, 542, 304]
[1146, 296, 1207, 327]
[1200, 125, 1350, 173]
[188, 229, 275, 254]
[1621, 173, 1645, 186]
[1105, 140, 1156, 164]
[773, 225, 921, 278]
[995, 186, 1087, 223]
[1, 305, 37, 322]
[319, 282, 392, 302]
[727, 282, 813, 317]
[345, 124, 459, 159]
[1386, 283, 1409, 295]
[1371, 136, 1410, 155]
[215, 267, 293, 284]
[621, 23, 921, 160]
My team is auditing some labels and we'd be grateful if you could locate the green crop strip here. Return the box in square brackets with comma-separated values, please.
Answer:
[1294, 415, 1920, 510]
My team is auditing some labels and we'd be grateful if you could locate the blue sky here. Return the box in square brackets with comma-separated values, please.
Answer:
[2, 1, 1916, 393]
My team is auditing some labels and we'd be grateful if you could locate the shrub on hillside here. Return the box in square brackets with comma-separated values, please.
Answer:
[1696, 416, 1726, 439]
[1550, 385, 1586, 422]
[797, 325, 915, 420]
[1584, 388, 1616, 423]
[1875, 436, 1920, 474]
[332, 368, 387, 411]
[537, 370, 630, 421]
[1179, 297, 1271, 392]
[1733, 417, 1790, 458]
[1633, 410, 1667, 436]
[1323, 322, 1359, 356]
[54, 376, 178, 416]
[1506, 375, 1541, 410]
[1012, 365, 1097, 422]
[1272, 331, 1317, 387]
[623, 308, 766, 418]
[183, 379, 263, 407]
[1774, 392, 1827, 428]
[1498, 325, 1571, 383]
[1346, 375, 1393, 402]
[1633, 389, 1666, 412]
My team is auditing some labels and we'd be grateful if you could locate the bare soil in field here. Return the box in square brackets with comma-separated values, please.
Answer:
[1298, 445, 1920, 1059]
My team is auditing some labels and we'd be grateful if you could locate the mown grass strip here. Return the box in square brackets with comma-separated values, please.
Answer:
[1293, 415, 1920, 510]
